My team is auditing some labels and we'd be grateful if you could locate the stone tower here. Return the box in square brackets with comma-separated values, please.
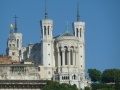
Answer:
[6, 15, 22, 62]
[72, 3, 85, 88]
[40, 1, 55, 80]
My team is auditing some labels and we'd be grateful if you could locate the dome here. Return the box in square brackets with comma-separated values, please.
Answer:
[61, 30, 73, 36]
[8, 33, 16, 41]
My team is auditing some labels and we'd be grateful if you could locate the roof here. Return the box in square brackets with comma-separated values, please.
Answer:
[8, 33, 16, 41]
[54, 22, 73, 38]
[61, 30, 73, 36]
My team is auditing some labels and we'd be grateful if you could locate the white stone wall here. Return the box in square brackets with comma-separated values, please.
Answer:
[40, 19, 55, 80]
[0, 65, 42, 80]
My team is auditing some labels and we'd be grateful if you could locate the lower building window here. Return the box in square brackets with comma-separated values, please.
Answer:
[38, 67, 40, 71]
[12, 52, 15, 55]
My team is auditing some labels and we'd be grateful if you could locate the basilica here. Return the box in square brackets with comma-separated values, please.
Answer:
[5, 3, 90, 90]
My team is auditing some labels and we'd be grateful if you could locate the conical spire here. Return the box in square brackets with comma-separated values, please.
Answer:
[77, 3, 80, 22]
[14, 15, 18, 33]
[45, 0, 48, 19]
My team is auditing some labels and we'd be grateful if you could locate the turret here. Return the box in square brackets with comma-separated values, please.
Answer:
[72, 3, 85, 42]
[40, 0, 53, 40]
[40, 0, 54, 80]
[6, 15, 22, 62]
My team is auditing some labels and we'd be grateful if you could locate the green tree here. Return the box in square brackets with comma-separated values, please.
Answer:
[91, 83, 115, 90]
[115, 82, 120, 90]
[101, 88, 115, 90]
[42, 80, 78, 90]
[102, 69, 120, 83]
[88, 69, 101, 82]
[84, 86, 91, 90]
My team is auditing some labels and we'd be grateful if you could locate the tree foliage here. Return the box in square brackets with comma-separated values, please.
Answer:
[88, 69, 101, 82]
[42, 80, 78, 90]
[84, 86, 91, 90]
[115, 82, 120, 90]
[102, 69, 120, 83]
[87, 68, 120, 90]
[91, 83, 115, 90]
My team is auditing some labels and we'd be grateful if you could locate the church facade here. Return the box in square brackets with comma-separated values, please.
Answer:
[6, 3, 89, 89]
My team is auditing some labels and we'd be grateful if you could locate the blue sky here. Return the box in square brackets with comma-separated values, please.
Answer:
[0, 0, 120, 74]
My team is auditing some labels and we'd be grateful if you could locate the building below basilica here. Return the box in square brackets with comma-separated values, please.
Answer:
[0, 80, 46, 90]
[0, 55, 46, 90]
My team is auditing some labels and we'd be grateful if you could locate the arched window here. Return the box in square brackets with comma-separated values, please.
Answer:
[76, 28, 78, 37]
[17, 39, 19, 47]
[38, 67, 40, 71]
[64, 76, 65, 80]
[74, 74, 76, 80]
[60, 47, 62, 66]
[64, 46, 67, 65]
[48, 26, 50, 35]
[66, 76, 67, 80]
[62, 76, 64, 80]
[70, 49, 73, 65]
[44, 26, 46, 35]
[68, 76, 69, 79]
[73, 84, 77, 87]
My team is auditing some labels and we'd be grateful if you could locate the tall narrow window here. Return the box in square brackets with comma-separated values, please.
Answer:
[80, 28, 82, 37]
[76, 28, 78, 37]
[75, 52, 76, 65]
[70, 50, 73, 65]
[44, 26, 46, 35]
[65, 47, 67, 65]
[17, 39, 19, 47]
[38, 67, 40, 71]
[12, 52, 15, 55]
[60, 51, 62, 66]
[48, 26, 49, 35]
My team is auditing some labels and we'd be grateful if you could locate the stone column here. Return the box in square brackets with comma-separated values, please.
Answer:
[57, 48, 60, 72]
[73, 49, 75, 65]
[73, 48, 76, 65]
[68, 47, 70, 65]
[61, 47, 65, 66]
[78, 29, 80, 38]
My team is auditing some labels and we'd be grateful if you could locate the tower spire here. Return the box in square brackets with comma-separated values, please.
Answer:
[77, 3, 80, 22]
[45, 0, 48, 19]
[66, 22, 68, 32]
[64, 22, 70, 33]
[14, 15, 18, 33]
